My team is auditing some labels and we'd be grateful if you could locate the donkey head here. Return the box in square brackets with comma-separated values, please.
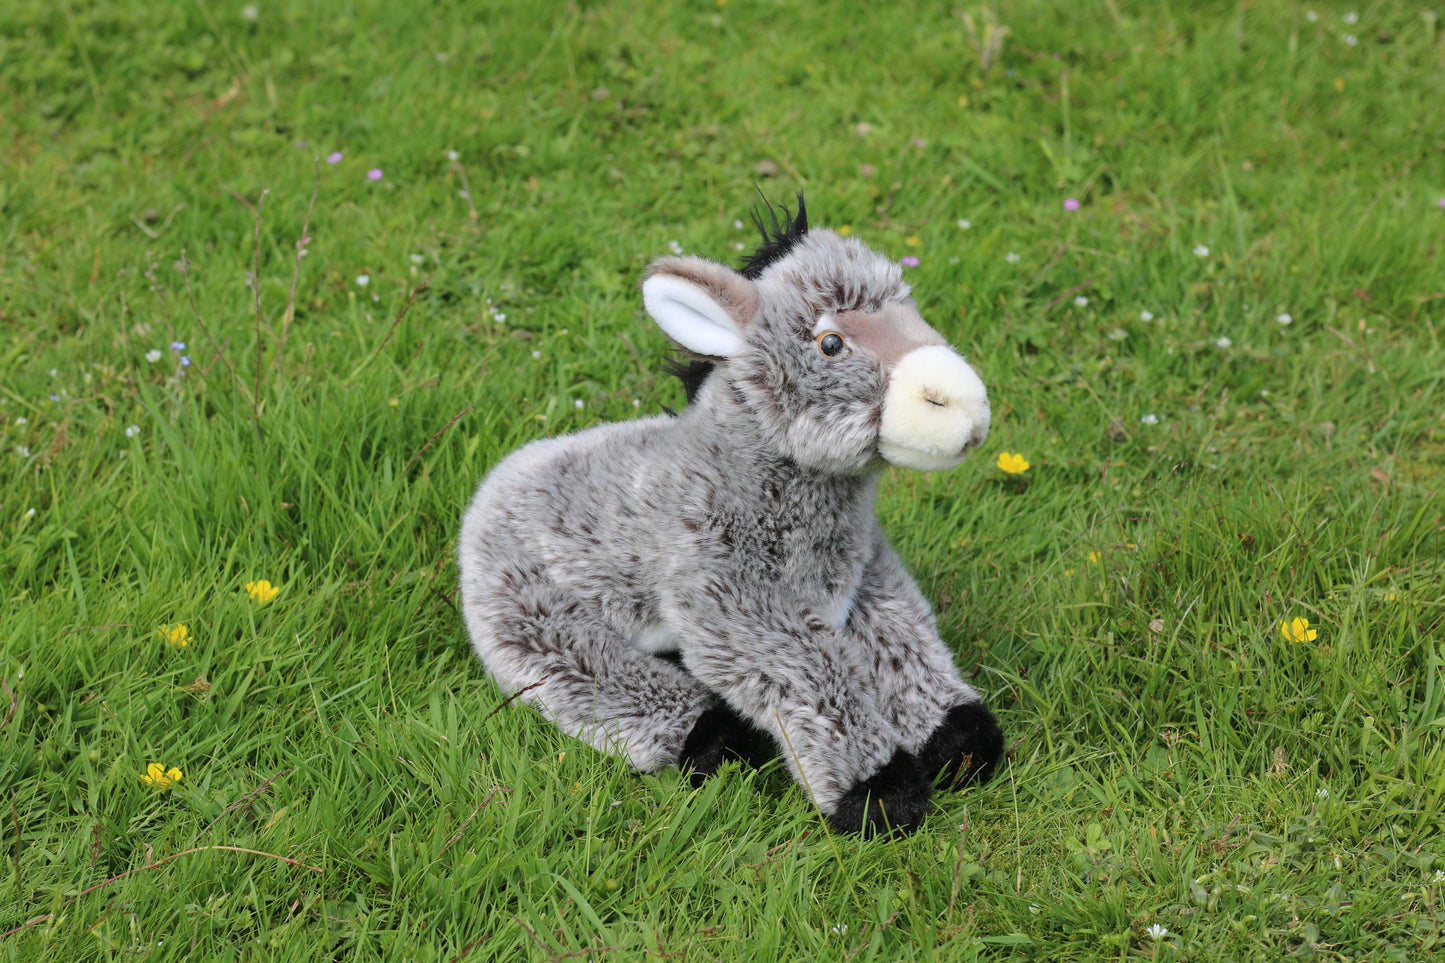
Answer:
[641, 199, 989, 474]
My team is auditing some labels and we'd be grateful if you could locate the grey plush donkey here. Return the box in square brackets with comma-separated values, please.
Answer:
[457, 196, 1003, 836]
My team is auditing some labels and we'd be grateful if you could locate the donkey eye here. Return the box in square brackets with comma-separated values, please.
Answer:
[816, 331, 846, 357]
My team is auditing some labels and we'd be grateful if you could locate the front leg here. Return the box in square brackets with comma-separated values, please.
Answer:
[666, 592, 932, 836]
[845, 537, 1005, 788]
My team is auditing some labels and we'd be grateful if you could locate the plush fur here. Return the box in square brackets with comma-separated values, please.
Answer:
[457, 198, 1003, 835]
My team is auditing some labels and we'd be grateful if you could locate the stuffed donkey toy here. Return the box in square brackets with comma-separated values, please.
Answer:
[458, 196, 1003, 836]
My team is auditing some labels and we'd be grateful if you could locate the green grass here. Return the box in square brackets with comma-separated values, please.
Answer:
[3, 0, 1444, 959]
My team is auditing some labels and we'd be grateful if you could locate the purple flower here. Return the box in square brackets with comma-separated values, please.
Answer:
[1439, 197, 1445, 209]
[366, 168, 384, 181]
[180, 356, 191, 366]
[1064, 198, 1081, 211]
[50, 394, 59, 402]
[901, 255, 920, 267]
[326, 151, 344, 164]
[170, 340, 186, 351]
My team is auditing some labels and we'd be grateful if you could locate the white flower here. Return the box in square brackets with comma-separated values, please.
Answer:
[1276, 312, 1292, 325]
[573, 399, 584, 410]
[25, 508, 36, 518]
[1146, 924, 1169, 941]
[830, 924, 848, 936]
[1305, 10, 1318, 22]
[15, 417, 26, 426]
[16, 446, 30, 457]
[667, 240, 682, 254]
[145, 349, 163, 363]
[531, 350, 541, 360]
[733, 220, 744, 230]
[1140, 413, 1159, 425]
[1108, 328, 1127, 341]
[1193, 244, 1210, 257]
[1343, 33, 1358, 46]
[446, 150, 460, 162]
[125, 425, 140, 437]
[409, 253, 424, 264]
[356, 274, 370, 287]
[1215, 336, 1233, 348]
[242, 4, 259, 21]
[631, 399, 640, 408]
[1139, 310, 1154, 321]
[1342, 11, 1358, 25]
[1074, 296, 1089, 307]
[1433, 869, 1445, 883]
[1316, 787, 1330, 799]
[957, 218, 972, 229]
[1005, 251, 1020, 263]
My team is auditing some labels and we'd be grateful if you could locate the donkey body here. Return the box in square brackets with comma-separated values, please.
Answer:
[458, 199, 1003, 835]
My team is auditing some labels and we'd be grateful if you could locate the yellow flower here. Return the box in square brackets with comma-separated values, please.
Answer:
[1280, 617, 1318, 643]
[159, 624, 189, 648]
[141, 763, 183, 789]
[245, 580, 280, 604]
[996, 451, 1030, 474]
[836, 225, 852, 236]
[1088, 551, 1103, 564]
[905, 235, 921, 247]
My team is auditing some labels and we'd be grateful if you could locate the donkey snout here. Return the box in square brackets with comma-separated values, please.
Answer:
[877, 345, 990, 472]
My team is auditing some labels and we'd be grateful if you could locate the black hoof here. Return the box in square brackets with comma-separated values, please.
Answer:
[829, 748, 931, 838]
[678, 704, 776, 788]
[918, 702, 1004, 789]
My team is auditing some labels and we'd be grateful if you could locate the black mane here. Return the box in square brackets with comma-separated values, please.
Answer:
[662, 356, 717, 407]
[738, 191, 809, 279]
[665, 192, 809, 408]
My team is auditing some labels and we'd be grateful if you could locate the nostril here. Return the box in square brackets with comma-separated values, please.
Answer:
[921, 390, 949, 408]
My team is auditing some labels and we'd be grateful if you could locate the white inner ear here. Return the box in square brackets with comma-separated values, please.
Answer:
[642, 274, 745, 358]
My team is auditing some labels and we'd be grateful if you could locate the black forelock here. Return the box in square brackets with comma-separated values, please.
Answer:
[737, 191, 808, 280]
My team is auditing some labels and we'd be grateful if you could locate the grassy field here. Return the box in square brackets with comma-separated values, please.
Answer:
[3, 0, 1444, 959]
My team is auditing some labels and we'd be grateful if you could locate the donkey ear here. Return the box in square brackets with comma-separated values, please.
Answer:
[642, 257, 758, 360]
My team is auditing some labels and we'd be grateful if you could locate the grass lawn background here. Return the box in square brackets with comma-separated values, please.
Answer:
[2, 0, 1444, 959]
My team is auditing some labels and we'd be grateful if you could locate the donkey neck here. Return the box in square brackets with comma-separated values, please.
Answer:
[677, 376, 882, 521]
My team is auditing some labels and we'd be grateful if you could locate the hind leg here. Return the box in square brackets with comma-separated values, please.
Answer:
[461, 557, 734, 774]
